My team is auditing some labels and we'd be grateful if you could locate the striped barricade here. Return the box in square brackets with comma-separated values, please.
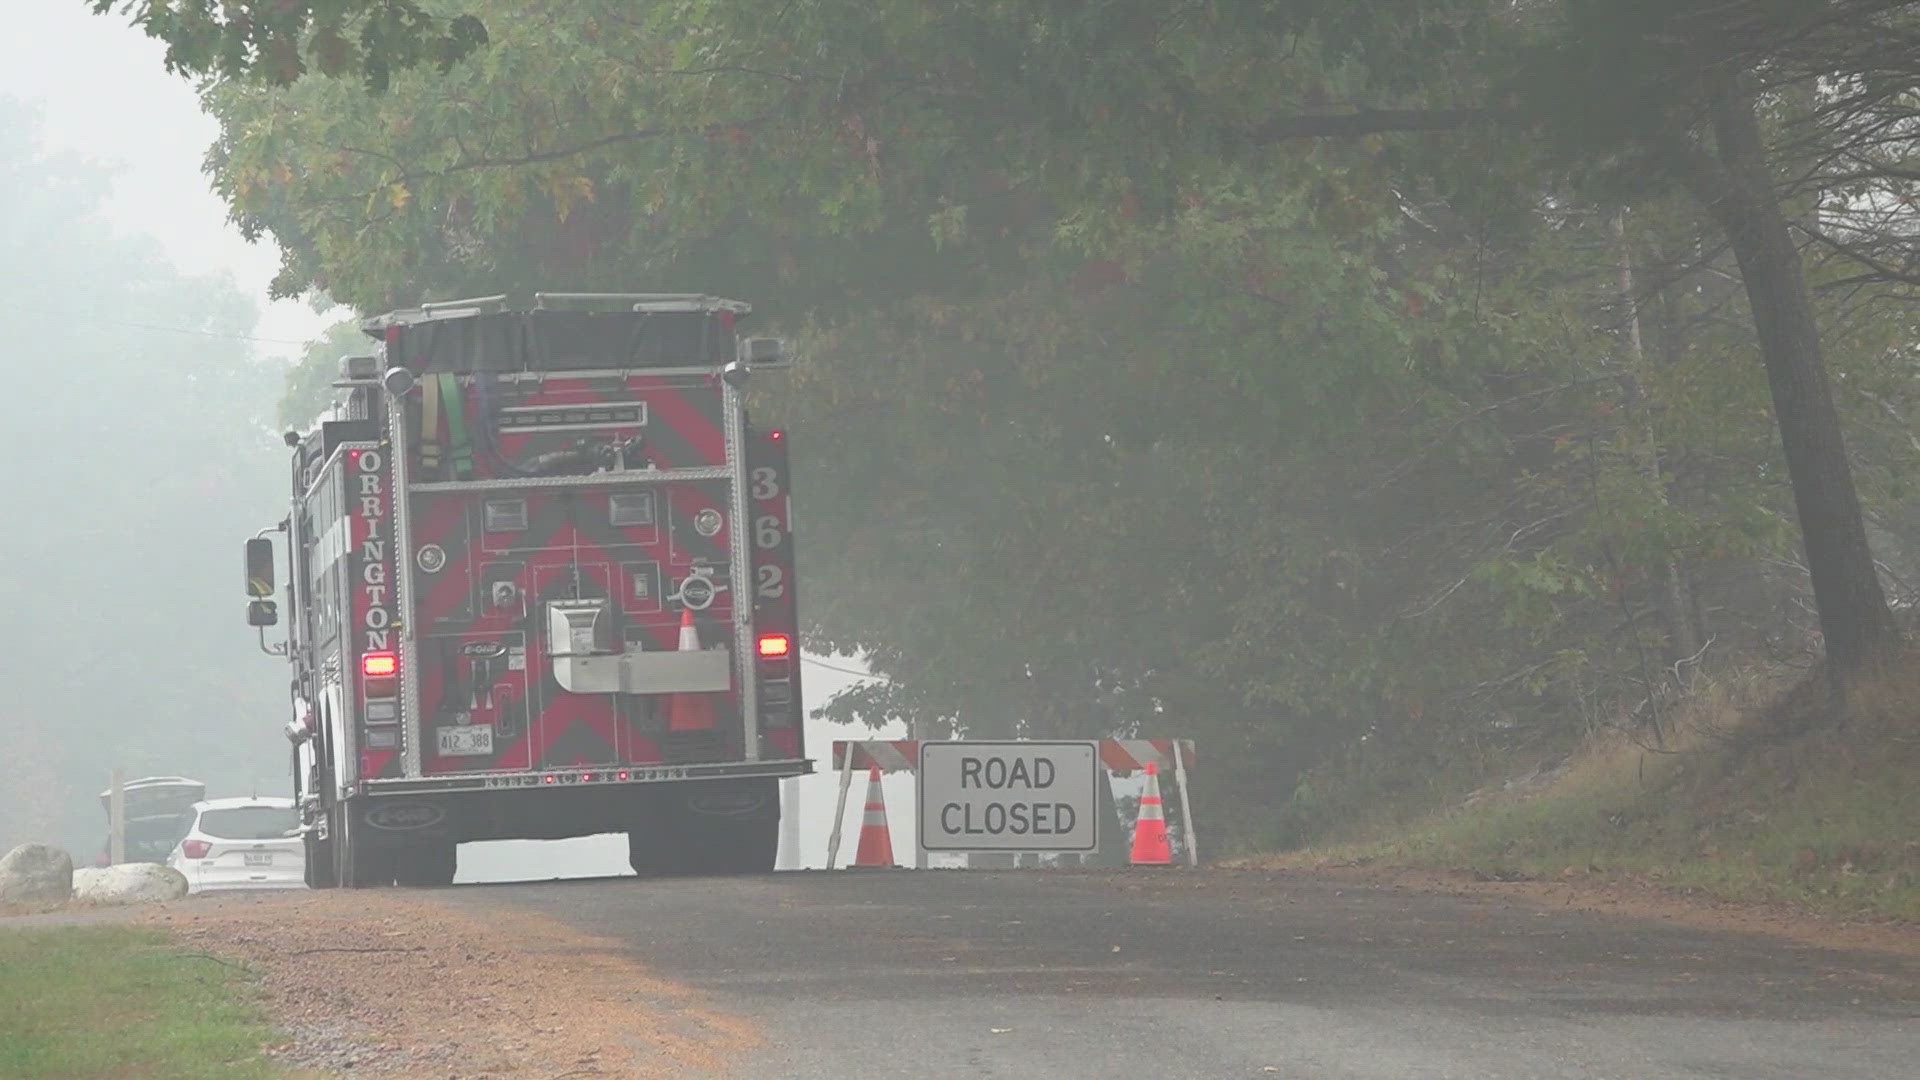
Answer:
[830, 739, 920, 774]
[825, 738, 1199, 869]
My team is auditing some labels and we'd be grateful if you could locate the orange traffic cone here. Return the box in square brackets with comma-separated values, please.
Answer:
[851, 767, 897, 868]
[1130, 761, 1173, 866]
[667, 609, 718, 732]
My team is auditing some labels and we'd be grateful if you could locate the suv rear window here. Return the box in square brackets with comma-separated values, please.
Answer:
[198, 807, 298, 840]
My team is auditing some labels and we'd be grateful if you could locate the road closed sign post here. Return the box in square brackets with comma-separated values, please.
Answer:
[918, 741, 1100, 853]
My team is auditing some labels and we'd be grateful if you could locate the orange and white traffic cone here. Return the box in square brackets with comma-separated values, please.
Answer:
[667, 608, 718, 732]
[851, 767, 896, 868]
[1130, 761, 1173, 866]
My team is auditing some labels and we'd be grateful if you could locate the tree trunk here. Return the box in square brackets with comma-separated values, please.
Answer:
[1611, 209, 1702, 666]
[1693, 76, 1898, 676]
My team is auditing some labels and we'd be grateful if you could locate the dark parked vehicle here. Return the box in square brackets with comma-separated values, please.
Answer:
[97, 776, 205, 864]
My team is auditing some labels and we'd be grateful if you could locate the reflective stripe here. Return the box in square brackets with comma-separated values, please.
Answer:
[440, 374, 473, 479]
[419, 373, 441, 470]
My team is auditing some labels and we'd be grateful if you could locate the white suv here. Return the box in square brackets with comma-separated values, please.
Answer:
[167, 797, 306, 893]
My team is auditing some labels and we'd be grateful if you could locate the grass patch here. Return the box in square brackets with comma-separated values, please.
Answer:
[0, 926, 280, 1079]
[1266, 660, 1920, 918]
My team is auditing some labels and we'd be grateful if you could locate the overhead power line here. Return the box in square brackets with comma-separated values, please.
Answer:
[803, 655, 892, 682]
[4, 305, 315, 348]
[93, 315, 312, 347]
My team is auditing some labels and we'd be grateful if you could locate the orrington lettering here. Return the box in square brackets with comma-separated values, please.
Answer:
[355, 450, 395, 652]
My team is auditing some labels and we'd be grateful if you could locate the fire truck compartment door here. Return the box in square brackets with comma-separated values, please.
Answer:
[547, 600, 613, 657]
[551, 647, 733, 695]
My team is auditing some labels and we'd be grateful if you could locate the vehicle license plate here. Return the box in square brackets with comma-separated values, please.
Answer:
[243, 852, 273, 867]
[437, 724, 495, 756]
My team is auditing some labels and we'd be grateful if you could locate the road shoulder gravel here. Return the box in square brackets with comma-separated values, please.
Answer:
[137, 890, 760, 1078]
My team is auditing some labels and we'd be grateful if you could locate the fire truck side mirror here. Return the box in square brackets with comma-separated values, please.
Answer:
[247, 599, 279, 628]
[246, 538, 276, 599]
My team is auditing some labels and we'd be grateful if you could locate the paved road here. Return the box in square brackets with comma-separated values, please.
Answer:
[445, 869, 1918, 1079]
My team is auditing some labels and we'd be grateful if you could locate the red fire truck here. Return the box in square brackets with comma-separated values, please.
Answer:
[245, 293, 806, 886]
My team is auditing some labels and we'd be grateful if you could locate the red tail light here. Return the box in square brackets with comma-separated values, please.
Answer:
[181, 839, 211, 860]
[362, 653, 398, 677]
[770, 429, 783, 441]
[757, 634, 791, 658]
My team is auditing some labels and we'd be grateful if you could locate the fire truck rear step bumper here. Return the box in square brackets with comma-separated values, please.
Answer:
[358, 757, 812, 796]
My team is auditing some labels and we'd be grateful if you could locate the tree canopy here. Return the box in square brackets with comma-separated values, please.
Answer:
[115, 0, 1920, 842]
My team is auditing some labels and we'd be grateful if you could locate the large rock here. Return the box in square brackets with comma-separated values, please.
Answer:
[72, 863, 189, 905]
[0, 843, 73, 910]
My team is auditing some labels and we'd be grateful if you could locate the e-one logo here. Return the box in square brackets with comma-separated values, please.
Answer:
[365, 803, 445, 831]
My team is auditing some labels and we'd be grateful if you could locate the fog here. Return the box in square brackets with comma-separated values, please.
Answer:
[0, 1, 326, 354]
[0, 4, 340, 856]
[0, 98, 280, 854]
[0, 7, 901, 868]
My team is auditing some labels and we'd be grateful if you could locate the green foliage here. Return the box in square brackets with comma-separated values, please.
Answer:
[279, 317, 365, 429]
[0, 99, 287, 854]
[89, 0, 486, 92]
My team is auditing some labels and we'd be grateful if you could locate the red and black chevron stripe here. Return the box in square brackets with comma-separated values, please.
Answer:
[403, 374, 747, 776]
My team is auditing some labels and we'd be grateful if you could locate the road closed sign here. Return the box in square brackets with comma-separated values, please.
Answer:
[918, 741, 1099, 852]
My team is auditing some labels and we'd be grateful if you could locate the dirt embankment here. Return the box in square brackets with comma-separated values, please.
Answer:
[139, 892, 760, 1078]
[1276, 863, 1920, 959]
[1260, 660, 1920, 923]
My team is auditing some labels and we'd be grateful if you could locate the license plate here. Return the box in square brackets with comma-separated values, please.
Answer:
[243, 852, 273, 867]
[437, 724, 495, 757]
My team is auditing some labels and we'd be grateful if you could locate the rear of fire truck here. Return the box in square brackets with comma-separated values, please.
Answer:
[246, 293, 807, 887]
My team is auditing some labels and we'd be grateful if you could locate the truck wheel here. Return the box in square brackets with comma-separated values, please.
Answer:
[626, 827, 688, 877]
[304, 832, 336, 889]
[626, 781, 780, 876]
[347, 843, 396, 887]
[696, 811, 779, 875]
[331, 808, 352, 885]
[394, 843, 457, 887]
[677, 779, 779, 875]
[335, 806, 395, 888]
